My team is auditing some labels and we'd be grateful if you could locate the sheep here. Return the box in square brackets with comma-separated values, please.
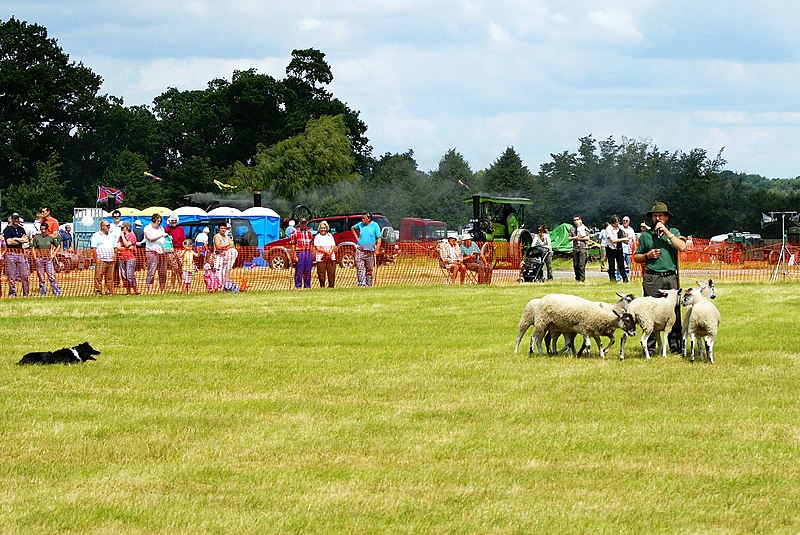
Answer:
[680, 285, 721, 364]
[514, 298, 541, 354]
[621, 288, 682, 360]
[531, 293, 637, 358]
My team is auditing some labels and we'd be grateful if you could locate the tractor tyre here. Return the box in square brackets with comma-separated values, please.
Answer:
[509, 229, 534, 264]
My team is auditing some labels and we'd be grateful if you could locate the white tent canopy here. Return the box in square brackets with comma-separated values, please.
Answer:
[207, 206, 242, 216]
[172, 206, 208, 217]
[241, 207, 280, 218]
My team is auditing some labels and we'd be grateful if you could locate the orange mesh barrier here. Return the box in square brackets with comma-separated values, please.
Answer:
[628, 238, 800, 283]
[0, 243, 524, 297]
[4, 239, 798, 298]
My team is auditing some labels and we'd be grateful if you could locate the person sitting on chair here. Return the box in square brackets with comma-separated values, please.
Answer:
[460, 233, 491, 284]
[439, 235, 467, 284]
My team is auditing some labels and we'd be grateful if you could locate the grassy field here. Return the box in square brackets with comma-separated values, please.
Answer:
[0, 280, 798, 533]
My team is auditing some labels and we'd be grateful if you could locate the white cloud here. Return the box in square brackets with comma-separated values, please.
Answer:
[7, 0, 800, 177]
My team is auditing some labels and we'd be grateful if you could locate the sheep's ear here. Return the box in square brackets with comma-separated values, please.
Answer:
[616, 291, 625, 299]
[613, 309, 622, 318]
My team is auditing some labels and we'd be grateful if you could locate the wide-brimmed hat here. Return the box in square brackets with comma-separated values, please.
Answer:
[646, 200, 673, 218]
[461, 233, 472, 241]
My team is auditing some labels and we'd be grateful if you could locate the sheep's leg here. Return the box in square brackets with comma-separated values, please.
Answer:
[640, 331, 651, 360]
[660, 331, 669, 358]
[602, 336, 615, 353]
[706, 337, 714, 364]
[689, 334, 696, 363]
[533, 330, 547, 355]
[514, 323, 529, 353]
[620, 333, 628, 360]
[595, 337, 605, 359]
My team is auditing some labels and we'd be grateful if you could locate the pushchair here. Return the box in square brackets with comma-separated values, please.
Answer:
[520, 245, 546, 282]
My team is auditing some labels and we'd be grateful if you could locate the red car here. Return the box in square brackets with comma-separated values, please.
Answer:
[262, 214, 398, 270]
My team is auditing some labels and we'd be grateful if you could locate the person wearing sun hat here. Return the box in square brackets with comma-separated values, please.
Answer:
[634, 200, 687, 354]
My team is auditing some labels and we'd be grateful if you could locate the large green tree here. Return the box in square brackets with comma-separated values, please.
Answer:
[3, 154, 73, 221]
[233, 114, 357, 202]
[0, 18, 103, 194]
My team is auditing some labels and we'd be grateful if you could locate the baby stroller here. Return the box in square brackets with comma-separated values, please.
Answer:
[520, 245, 546, 282]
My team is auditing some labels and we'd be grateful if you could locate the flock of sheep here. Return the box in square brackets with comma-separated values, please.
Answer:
[514, 280, 721, 363]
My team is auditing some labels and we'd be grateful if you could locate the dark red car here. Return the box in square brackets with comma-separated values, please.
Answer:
[262, 213, 398, 270]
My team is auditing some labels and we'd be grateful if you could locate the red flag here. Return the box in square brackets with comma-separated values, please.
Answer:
[98, 185, 124, 204]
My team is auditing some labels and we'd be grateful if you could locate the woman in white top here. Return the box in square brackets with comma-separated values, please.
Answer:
[144, 213, 168, 292]
[213, 222, 237, 286]
[533, 225, 553, 281]
[605, 215, 629, 283]
[313, 221, 337, 288]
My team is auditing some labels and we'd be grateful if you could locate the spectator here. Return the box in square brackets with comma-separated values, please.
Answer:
[439, 235, 466, 284]
[195, 226, 210, 248]
[568, 215, 590, 283]
[313, 220, 337, 288]
[164, 214, 186, 290]
[213, 222, 237, 286]
[351, 213, 382, 287]
[144, 213, 168, 293]
[31, 222, 62, 296]
[90, 220, 116, 295]
[533, 225, 553, 281]
[109, 210, 122, 242]
[620, 216, 636, 281]
[203, 262, 221, 292]
[109, 211, 123, 288]
[133, 220, 145, 247]
[290, 217, 314, 289]
[460, 233, 491, 284]
[59, 224, 73, 250]
[284, 219, 296, 239]
[181, 239, 199, 293]
[41, 205, 59, 236]
[3, 213, 30, 297]
[598, 224, 608, 273]
[32, 212, 44, 238]
[116, 221, 139, 295]
[634, 200, 687, 354]
[604, 215, 629, 283]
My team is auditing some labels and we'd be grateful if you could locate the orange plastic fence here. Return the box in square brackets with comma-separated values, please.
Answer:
[2, 239, 798, 298]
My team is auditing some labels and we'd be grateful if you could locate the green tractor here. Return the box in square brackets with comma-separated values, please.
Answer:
[464, 194, 534, 267]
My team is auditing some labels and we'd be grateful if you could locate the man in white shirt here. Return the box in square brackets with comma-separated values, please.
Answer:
[620, 216, 636, 281]
[90, 220, 117, 295]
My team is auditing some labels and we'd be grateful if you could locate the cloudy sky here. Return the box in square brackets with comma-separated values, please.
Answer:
[6, 1, 800, 178]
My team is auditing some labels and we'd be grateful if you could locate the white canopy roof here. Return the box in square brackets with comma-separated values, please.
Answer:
[206, 206, 242, 216]
[241, 207, 280, 218]
[172, 206, 208, 217]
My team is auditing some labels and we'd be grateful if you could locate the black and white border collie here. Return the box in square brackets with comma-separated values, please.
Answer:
[18, 342, 100, 365]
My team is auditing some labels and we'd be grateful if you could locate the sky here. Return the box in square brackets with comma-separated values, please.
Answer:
[5, 1, 800, 178]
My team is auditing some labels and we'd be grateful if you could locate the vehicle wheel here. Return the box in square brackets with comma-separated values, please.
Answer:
[768, 249, 780, 265]
[290, 204, 313, 222]
[338, 245, 356, 269]
[268, 250, 290, 270]
[53, 254, 71, 274]
[509, 229, 533, 264]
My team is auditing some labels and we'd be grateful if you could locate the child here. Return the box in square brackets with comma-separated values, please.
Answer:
[181, 239, 199, 293]
[203, 261, 222, 293]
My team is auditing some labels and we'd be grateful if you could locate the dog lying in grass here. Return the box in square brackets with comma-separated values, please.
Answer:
[18, 342, 100, 365]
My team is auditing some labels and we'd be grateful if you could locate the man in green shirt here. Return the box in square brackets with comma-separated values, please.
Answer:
[31, 222, 62, 296]
[634, 201, 687, 354]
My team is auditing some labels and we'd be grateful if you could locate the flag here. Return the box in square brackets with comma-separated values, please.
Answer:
[214, 179, 236, 190]
[144, 171, 163, 181]
[98, 185, 124, 204]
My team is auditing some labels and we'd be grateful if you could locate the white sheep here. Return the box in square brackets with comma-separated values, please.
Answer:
[514, 298, 541, 354]
[531, 294, 637, 358]
[680, 285, 721, 364]
[622, 288, 682, 360]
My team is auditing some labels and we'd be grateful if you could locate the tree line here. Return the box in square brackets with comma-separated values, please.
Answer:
[1, 17, 799, 238]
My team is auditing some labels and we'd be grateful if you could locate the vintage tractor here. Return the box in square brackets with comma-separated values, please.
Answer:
[464, 194, 534, 267]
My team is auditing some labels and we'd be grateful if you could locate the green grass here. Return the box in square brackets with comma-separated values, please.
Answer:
[1, 280, 798, 533]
